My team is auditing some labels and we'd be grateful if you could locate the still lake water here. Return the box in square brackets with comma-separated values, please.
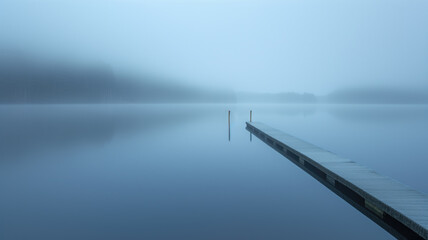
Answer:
[1, 104, 427, 240]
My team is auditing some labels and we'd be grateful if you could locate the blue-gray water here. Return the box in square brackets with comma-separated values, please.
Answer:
[1, 104, 427, 240]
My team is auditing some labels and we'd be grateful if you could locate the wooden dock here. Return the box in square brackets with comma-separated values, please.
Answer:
[246, 122, 428, 240]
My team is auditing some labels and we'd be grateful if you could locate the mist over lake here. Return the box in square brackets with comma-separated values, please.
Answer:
[1, 0, 428, 239]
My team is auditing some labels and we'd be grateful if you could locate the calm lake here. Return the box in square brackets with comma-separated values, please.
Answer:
[1, 104, 427, 239]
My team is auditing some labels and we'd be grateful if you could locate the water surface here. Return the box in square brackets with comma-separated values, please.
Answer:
[1, 104, 427, 239]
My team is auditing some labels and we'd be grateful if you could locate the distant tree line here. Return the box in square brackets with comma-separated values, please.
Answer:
[0, 56, 235, 104]
[237, 92, 317, 103]
[324, 87, 428, 104]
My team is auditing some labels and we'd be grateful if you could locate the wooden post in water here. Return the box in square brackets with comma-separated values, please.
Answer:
[249, 110, 253, 141]
[228, 110, 231, 141]
[228, 110, 230, 125]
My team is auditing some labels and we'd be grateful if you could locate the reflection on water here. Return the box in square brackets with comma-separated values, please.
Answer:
[0, 105, 213, 161]
[326, 104, 428, 123]
[0, 104, 427, 240]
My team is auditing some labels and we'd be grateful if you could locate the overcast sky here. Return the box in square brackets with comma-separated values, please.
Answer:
[1, 0, 427, 94]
